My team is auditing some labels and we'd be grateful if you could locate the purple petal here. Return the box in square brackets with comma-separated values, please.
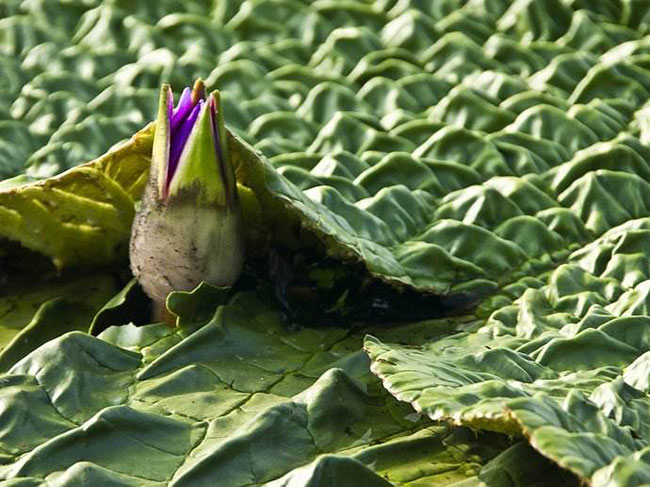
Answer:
[167, 87, 173, 123]
[171, 87, 193, 131]
[166, 99, 204, 190]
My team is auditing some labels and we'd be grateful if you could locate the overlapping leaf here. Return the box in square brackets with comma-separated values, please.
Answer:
[0, 272, 122, 370]
[0, 128, 151, 269]
[0, 285, 522, 487]
[367, 212, 650, 485]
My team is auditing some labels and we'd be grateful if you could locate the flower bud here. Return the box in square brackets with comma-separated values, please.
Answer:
[130, 81, 245, 309]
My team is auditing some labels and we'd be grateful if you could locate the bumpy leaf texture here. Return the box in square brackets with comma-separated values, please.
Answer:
[1, 0, 650, 486]
[0, 286, 518, 487]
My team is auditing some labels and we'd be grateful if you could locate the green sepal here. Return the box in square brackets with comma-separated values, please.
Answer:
[153, 84, 172, 199]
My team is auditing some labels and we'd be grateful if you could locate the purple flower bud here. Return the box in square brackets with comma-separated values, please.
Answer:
[130, 80, 245, 313]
